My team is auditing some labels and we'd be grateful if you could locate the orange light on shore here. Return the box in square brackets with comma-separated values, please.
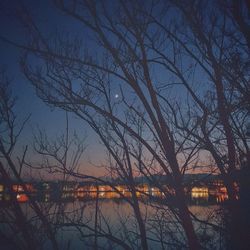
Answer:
[16, 194, 29, 202]
[12, 184, 36, 193]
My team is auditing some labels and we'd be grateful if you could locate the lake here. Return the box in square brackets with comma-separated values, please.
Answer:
[0, 191, 226, 250]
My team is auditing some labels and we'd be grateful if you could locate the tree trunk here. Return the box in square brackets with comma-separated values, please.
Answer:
[132, 191, 148, 250]
[176, 187, 201, 250]
[224, 163, 250, 250]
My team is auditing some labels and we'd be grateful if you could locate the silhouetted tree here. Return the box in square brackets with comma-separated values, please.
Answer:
[1, 0, 249, 249]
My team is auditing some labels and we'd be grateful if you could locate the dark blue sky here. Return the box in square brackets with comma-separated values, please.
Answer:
[0, 0, 222, 179]
[0, 0, 105, 177]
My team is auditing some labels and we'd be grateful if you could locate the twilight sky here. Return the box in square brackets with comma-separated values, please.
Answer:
[0, 0, 221, 180]
[0, 0, 106, 178]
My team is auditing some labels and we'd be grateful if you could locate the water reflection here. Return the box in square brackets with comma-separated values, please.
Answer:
[0, 189, 224, 249]
[0, 182, 230, 206]
[13, 199, 222, 250]
[0, 189, 229, 205]
[11, 190, 228, 206]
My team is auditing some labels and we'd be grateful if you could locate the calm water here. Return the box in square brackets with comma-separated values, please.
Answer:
[0, 193, 225, 250]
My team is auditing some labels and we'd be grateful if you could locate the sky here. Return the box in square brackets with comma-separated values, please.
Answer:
[0, 0, 107, 178]
[0, 0, 229, 180]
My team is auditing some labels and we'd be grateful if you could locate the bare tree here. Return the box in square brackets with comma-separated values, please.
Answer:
[0, 68, 62, 250]
[13, 1, 203, 249]
[1, 0, 248, 249]
[147, 0, 250, 248]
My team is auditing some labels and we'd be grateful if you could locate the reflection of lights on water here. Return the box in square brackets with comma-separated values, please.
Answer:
[45, 193, 50, 202]
[191, 187, 209, 199]
[0, 183, 232, 203]
[191, 192, 209, 198]
[4, 194, 10, 201]
[216, 194, 228, 203]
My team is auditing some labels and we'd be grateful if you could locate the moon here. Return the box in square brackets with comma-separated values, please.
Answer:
[115, 94, 119, 99]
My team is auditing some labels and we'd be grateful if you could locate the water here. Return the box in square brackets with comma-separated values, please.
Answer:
[0, 193, 225, 250]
